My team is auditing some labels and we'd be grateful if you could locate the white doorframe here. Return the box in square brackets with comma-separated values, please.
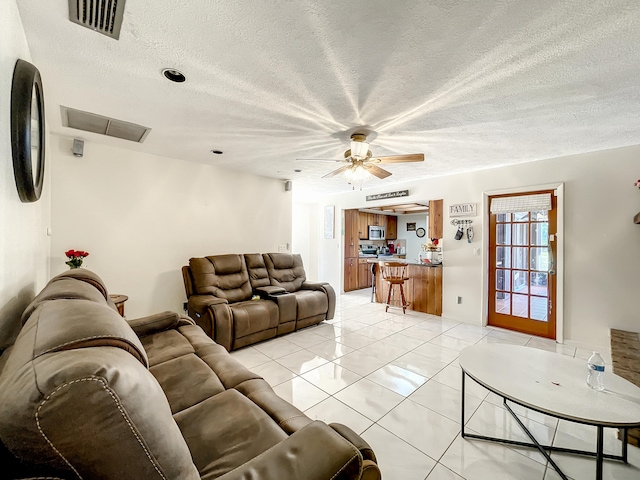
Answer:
[482, 183, 564, 343]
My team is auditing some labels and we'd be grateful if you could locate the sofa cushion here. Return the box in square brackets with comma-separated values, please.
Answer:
[263, 253, 307, 292]
[189, 255, 253, 302]
[294, 290, 329, 319]
[21, 278, 113, 325]
[150, 354, 226, 414]
[174, 389, 288, 478]
[141, 328, 195, 367]
[245, 253, 271, 288]
[230, 300, 279, 338]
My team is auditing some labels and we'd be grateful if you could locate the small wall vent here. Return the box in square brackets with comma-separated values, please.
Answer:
[68, 0, 126, 40]
[61, 106, 151, 143]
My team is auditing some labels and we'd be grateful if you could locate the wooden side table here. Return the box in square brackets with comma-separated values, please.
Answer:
[109, 294, 128, 317]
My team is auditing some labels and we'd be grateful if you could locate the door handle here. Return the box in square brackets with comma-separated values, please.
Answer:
[548, 234, 556, 275]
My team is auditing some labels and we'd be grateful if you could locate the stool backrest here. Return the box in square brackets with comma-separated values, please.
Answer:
[381, 262, 408, 280]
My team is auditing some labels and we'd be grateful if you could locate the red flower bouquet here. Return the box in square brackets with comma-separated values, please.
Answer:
[65, 249, 89, 269]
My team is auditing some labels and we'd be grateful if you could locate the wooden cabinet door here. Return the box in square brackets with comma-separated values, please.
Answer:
[358, 211, 369, 239]
[345, 210, 359, 258]
[344, 257, 358, 291]
[428, 199, 443, 239]
[358, 259, 372, 288]
[386, 216, 397, 239]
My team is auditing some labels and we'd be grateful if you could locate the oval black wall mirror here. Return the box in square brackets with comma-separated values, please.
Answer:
[11, 59, 46, 203]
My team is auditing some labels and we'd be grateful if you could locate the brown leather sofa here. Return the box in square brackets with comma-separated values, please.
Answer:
[183, 253, 335, 351]
[0, 269, 380, 480]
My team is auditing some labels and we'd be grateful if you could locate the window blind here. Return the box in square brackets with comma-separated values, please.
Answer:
[490, 193, 552, 214]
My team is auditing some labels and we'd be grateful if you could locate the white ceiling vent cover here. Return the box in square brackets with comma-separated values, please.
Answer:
[61, 106, 151, 143]
[68, 0, 126, 40]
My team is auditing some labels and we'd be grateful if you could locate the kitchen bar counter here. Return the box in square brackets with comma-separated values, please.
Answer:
[368, 260, 442, 315]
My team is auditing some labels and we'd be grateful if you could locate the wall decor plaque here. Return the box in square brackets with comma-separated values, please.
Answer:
[449, 203, 477, 217]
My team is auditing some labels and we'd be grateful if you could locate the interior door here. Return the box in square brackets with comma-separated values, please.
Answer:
[488, 191, 557, 338]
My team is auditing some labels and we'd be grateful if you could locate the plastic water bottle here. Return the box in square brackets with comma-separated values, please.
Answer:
[586, 352, 605, 391]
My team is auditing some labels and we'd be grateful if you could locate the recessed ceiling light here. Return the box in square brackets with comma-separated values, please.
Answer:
[294, 169, 302, 173]
[162, 68, 186, 83]
[211, 150, 223, 154]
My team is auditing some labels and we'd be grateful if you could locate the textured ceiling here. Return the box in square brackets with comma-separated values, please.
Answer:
[15, 0, 640, 199]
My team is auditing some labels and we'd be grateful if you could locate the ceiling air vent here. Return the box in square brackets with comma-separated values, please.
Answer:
[61, 106, 151, 143]
[68, 0, 126, 40]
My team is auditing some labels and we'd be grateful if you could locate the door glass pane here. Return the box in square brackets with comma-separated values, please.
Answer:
[513, 212, 529, 222]
[497, 224, 511, 245]
[530, 272, 548, 296]
[512, 224, 528, 246]
[530, 223, 548, 246]
[496, 213, 511, 223]
[496, 292, 510, 315]
[513, 294, 528, 318]
[530, 247, 548, 271]
[513, 270, 528, 294]
[496, 269, 510, 292]
[496, 246, 511, 268]
[531, 211, 548, 221]
[530, 297, 548, 321]
[512, 247, 528, 270]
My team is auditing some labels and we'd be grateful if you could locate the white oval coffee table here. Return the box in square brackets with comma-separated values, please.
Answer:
[459, 344, 640, 480]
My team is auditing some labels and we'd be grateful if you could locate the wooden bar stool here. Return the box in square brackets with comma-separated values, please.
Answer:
[380, 262, 409, 314]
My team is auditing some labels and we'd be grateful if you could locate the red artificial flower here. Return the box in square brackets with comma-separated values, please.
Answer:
[65, 249, 89, 259]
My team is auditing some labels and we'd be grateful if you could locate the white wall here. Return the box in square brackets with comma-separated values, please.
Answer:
[292, 201, 319, 281]
[0, 1, 51, 350]
[396, 214, 428, 262]
[314, 145, 640, 349]
[49, 136, 292, 319]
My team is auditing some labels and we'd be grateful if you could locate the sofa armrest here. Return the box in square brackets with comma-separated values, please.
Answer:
[188, 294, 228, 314]
[187, 295, 233, 350]
[216, 421, 375, 480]
[254, 286, 287, 297]
[300, 281, 329, 291]
[329, 423, 377, 464]
[127, 311, 195, 337]
[301, 282, 336, 321]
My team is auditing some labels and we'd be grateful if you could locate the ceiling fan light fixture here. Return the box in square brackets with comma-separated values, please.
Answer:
[343, 164, 371, 183]
[350, 140, 369, 159]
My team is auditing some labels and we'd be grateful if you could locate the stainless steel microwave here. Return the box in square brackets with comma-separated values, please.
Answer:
[369, 225, 385, 240]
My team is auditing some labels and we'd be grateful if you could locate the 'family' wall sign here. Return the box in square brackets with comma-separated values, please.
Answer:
[449, 203, 477, 217]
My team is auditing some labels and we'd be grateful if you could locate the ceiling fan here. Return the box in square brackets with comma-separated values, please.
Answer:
[299, 133, 424, 182]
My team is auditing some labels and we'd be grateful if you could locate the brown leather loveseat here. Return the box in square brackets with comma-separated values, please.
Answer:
[183, 253, 335, 351]
[0, 269, 380, 480]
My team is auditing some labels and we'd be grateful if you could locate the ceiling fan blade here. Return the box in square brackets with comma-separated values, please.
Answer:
[322, 164, 352, 178]
[365, 164, 392, 179]
[296, 158, 345, 162]
[374, 153, 424, 164]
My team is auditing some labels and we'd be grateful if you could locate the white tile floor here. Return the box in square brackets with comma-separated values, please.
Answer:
[230, 289, 638, 480]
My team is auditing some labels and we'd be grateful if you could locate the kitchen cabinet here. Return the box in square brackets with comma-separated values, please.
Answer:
[428, 199, 443, 239]
[368, 213, 385, 227]
[345, 209, 359, 258]
[386, 216, 397, 239]
[358, 211, 369, 239]
[358, 258, 372, 289]
[344, 257, 359, 292]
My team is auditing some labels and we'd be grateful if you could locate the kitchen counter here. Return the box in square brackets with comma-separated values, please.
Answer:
[366, 259, 442, 267]
[370, 261, 442, 315]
